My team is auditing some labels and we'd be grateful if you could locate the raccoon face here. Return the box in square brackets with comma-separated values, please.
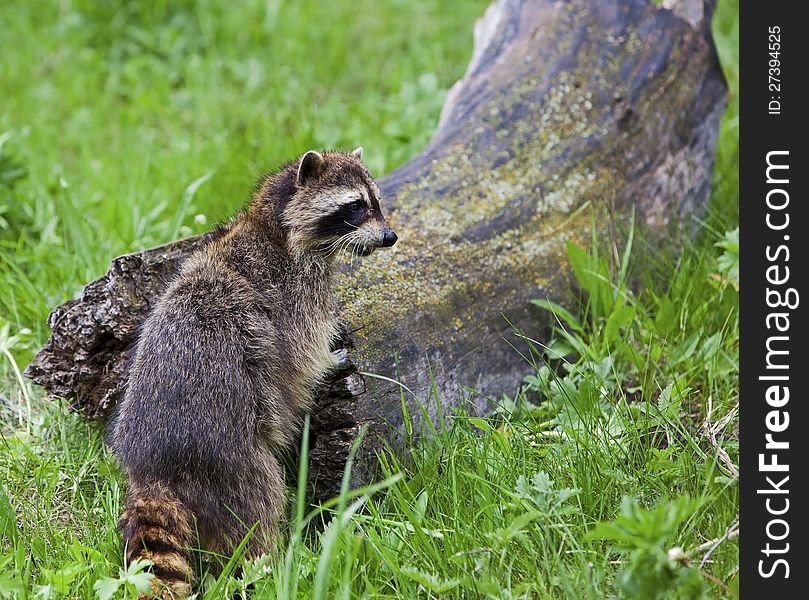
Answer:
[282, 148, 397, 258]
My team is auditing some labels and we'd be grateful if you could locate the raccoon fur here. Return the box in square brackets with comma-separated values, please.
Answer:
[108, 148, 396, 598]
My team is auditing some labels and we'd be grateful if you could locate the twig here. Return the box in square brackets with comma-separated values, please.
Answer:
[703, 396, 739, 478]
[691, 517, 740, 568]
[700, 569, 737, 599]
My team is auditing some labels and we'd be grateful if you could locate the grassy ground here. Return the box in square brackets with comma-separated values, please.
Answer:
[1, 0, 739, 598]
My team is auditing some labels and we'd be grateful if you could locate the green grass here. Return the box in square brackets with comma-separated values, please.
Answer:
[1, 0, 739, 598]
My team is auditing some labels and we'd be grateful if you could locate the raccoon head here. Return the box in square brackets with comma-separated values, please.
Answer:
[282, 148, 397, 259]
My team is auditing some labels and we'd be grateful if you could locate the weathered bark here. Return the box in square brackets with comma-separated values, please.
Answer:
[25, 0, 726, 502]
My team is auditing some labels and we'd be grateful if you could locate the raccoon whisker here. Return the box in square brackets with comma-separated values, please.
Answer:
[320, 232, 352, 257]
[351, 232, 365, 266]
[326, 232, 354, 259]
[341, 231, 362, 266]
[323, 243, 345, 259]
[319, 239, 342, 257]
[318, 241, 340, 257]
[341, 221, 360, 229]
[338, 232, 359, 256]
[331, 238, 349, 259]
[345, 233, 361, 259]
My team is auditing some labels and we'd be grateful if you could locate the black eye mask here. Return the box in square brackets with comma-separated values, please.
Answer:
[313, 201, 368, 238]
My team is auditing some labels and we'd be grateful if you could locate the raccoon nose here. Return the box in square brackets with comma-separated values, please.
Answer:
[381, 229, 398, 248]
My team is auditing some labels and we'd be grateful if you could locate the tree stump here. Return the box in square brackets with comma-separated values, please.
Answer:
[25, 0, 727, 502]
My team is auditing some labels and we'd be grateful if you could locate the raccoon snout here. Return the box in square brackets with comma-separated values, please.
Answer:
[381, 229, 398, 248]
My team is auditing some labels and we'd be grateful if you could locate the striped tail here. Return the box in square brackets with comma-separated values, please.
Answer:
[119, 481, 196, 599]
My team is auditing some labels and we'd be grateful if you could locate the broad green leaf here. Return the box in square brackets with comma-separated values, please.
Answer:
[715, 227, 739, 287]
[413, 490, 428, 525]
[654, 297, 678, 335]
[468, 418, 494, 433]
[699, 332, 723, 363]
[543, 337, 577, 360]
[0, 572, 25, 596]
[566, 241, 595, 296]
[670, 330, 702, 365]
[43, 563, 88, 594]
[605, 303, 635, 344]
[93, 577, 121, 600]
[656, 383, 688, 420]
[123, 570, 154, 595]
[531, 298, 584, 334]
[508, 510, 543, 535]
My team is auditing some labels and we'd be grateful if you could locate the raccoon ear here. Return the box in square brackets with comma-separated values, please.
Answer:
[296, 150, 324, 185]
[351, 147, 364, 161]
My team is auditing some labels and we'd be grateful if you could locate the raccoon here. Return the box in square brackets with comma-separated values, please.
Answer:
[109, 148, 396, 598]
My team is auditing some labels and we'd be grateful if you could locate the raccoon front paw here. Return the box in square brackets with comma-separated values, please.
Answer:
[331, 348, 352, 373]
